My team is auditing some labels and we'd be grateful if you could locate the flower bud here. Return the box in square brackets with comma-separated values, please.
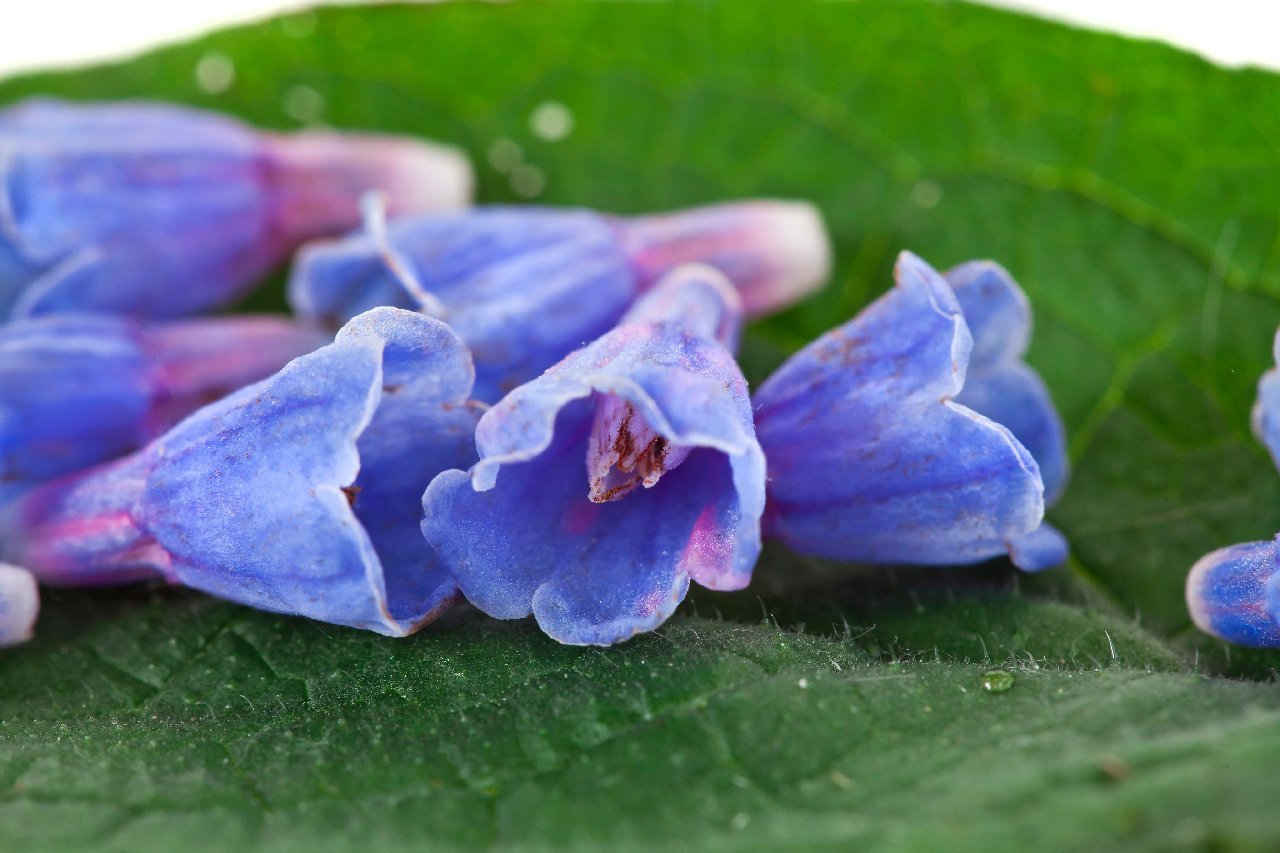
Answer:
[0, 98, 471, 319]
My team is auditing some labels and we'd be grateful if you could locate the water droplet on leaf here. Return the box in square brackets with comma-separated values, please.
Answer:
[981, 670, 1015, 693]
[1096, 753, 1131, 782]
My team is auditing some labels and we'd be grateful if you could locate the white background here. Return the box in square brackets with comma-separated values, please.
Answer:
[0, 1, 1277, 77]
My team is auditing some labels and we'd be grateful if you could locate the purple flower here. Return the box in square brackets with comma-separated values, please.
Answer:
[1186, 538, 1280, 648]
[947, 261, 1068, 506]
[0, 98, 471, 320]
[0, 308, 481, 635]
[754, 251, 1067, 572]
[288, 200, 830, 401]
[0, 563, 37, 648]
[1185, 332, 1280, 648]
[1252, 329, 1280, 468]
[1, 314, 327, 483]
[421, 265, 766, 646]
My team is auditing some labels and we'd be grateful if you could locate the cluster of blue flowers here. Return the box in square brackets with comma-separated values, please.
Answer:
[0, 99, 1071, 648]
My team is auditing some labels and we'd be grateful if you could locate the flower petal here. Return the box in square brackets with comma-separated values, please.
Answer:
[1007, 522, 1069, 573]
[618, 262, 743, 349]
[0, 315, 151, 481]
[942, 261, 1030, 367]
[0, 234, 42, 319]
[1251, 328, 1280, 470]
[947, 260, 1069, 503]
[338, 310, 483, 627]
[0, 563, 38, 648]
[290, 207, 635, 402]
[1186, 537, 1280, 648]
[424, 407, 711, 644]
[755, 251, 1047, 567]
[0, 314, 326, 483]
[141, 308, 476, 633]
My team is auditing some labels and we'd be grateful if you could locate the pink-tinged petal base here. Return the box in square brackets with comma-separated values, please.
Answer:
[264, 132, 472, 248]
[617, 201, 831, 318]
[4, 458, 161, 586]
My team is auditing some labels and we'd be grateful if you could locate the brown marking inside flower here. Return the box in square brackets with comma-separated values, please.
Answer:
[589, 403, 674, 503]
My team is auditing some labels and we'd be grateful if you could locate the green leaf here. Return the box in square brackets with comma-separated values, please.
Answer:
[3, 1, 1280, 848]
[3, 587, 1278, 851]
